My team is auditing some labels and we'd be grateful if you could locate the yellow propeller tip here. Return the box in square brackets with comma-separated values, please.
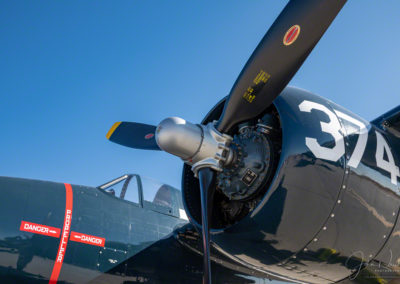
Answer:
[106, 122, 122, 140]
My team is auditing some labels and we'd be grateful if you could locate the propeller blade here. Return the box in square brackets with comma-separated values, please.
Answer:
[217, 0, 346, 133]
[106, 122, 161, 150]
[198, 168, 216, 284]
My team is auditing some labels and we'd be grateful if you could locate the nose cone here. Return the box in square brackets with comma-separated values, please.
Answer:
[155, 117, 203, 161]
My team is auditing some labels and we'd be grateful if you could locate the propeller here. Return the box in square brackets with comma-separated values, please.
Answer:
[107, 1, 347, 283]
[198, 168, 215, 284]
[106, 122, 160, 150]
[217, 0, 346, 133]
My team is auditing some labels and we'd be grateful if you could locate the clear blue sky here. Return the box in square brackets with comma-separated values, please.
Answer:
[1, 0, 399, 190]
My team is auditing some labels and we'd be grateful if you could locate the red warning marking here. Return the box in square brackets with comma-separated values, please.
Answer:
[20, 221, 61, 238]
[70, 231, 105, 247]
[144, 133, 154, 139]
[283, 25, 300, 46]
[49, 183, 73, 284]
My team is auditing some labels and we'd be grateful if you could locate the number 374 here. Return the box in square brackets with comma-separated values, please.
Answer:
[299, 100, 400, 186]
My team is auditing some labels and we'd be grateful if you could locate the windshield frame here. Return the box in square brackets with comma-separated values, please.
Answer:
[97, 174, 143, 207]
[97, 174, 183, 219]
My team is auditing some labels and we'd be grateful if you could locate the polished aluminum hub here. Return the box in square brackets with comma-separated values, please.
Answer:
[155, 117, 233, 176]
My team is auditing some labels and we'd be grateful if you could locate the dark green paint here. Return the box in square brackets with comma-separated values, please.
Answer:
[0, 175, 273, 283]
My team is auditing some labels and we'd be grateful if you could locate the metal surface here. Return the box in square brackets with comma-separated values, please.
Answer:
[216, 123, 274, 200]
[156, 117, 203, 160]
[372, 105, 400, 138]
[1, 87, 400, 283]
[106, 122, 160, 150]
[156, 117, 233, 176]
[97, 174, 129, 190]
[0, 175, 187, 283]
[0, 175, 281, 283]
[217, 0, 347, 133]
[106, 1, 350, 283]
[198, 168, 215, 284]
[182, 86, 400, 283]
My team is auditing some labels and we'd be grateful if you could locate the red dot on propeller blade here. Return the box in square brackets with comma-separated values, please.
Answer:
[144, 133, 154, 140]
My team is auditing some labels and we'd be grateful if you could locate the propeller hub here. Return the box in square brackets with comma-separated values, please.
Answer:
[156, 117, 234, 176]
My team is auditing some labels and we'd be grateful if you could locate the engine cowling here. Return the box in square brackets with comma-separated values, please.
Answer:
[181, 86, 400, 283]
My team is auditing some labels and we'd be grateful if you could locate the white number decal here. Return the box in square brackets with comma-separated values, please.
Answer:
[299, 100, 399, 186]
[299, 101, 345, 162]
[334, 111, 368, 168]
[375, 131, 400, 185]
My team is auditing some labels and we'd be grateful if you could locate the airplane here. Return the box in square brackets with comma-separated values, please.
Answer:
[1, 0, 400, 283]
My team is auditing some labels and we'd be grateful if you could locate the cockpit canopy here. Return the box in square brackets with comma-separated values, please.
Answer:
[97, 174, 187, 220]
